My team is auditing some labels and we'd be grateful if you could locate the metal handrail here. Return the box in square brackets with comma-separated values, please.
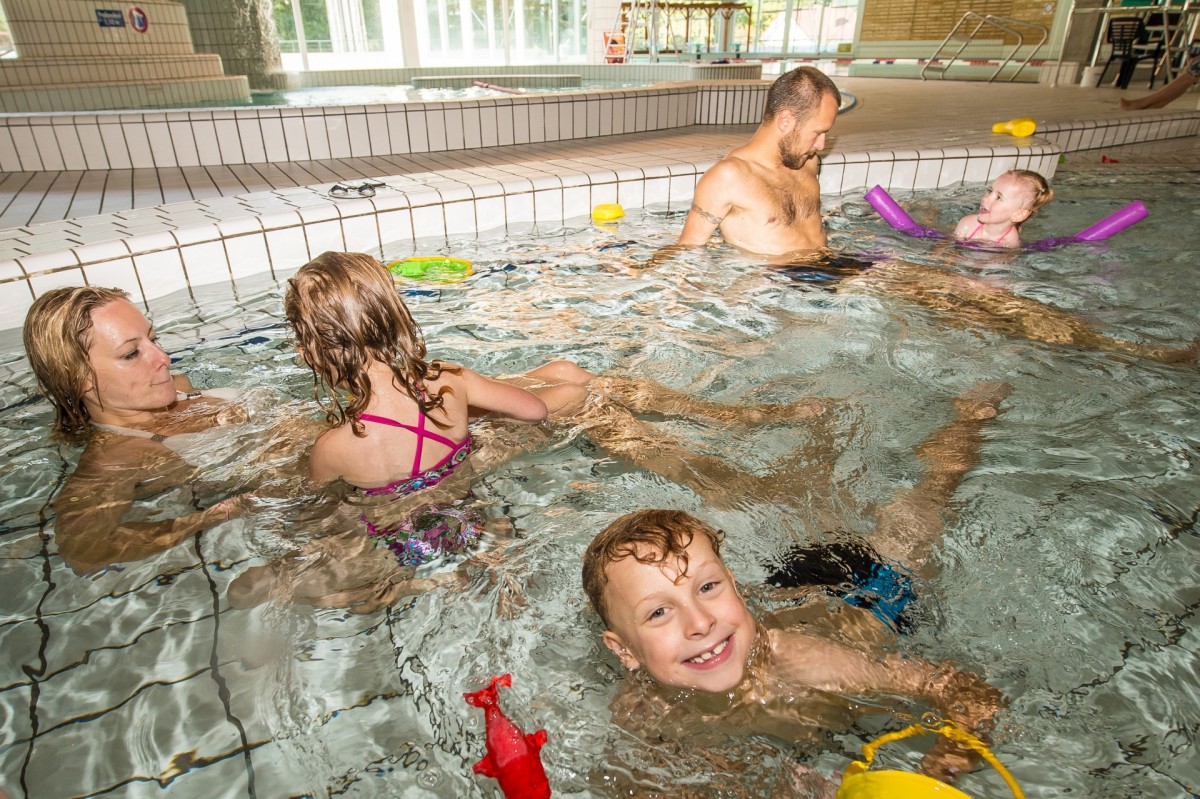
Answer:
[921, 12, 1050, 82]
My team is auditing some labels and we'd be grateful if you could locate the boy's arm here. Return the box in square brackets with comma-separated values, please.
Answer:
[771, 629, 1003, 777]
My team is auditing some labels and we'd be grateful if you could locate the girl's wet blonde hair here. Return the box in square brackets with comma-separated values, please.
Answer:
[23, 285, 131, 444]
[1007, 169, 1055, 225]
[284, 251, 459, 436]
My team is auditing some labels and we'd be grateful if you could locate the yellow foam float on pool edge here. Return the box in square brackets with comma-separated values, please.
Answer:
[592, 203, 625, 222]
[387, 256, 474, 283]
[992, 117, 1037, 138]
[838, 722, 1024, 799]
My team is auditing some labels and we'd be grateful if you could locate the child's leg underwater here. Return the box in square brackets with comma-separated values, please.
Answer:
[871, 381, 1011, 570]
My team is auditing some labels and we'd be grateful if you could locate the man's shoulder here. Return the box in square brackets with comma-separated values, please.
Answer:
[708, 152, 758, 178]
[696, 155, 767, 197]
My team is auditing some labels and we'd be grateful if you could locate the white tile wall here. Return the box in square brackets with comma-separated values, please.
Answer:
[0, 84, 774, 172]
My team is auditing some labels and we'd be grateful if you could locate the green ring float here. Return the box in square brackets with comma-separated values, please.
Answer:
[387, 256, 475, 283]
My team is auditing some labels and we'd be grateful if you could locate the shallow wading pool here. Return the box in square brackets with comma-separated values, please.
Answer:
[0, 167, 1197, 798]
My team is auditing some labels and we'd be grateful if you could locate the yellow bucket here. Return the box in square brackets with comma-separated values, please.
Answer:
[840, 771, 973, 798]
[592, 203, 625, 222]
[837, 722, 1024, 799]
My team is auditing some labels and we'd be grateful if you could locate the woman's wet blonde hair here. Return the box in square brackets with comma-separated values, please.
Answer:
[285, 251, 458, 436]
[1007, 169, 1055, 225]
[23, 286, 131, 444]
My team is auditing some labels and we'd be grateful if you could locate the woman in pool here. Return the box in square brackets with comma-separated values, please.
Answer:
[23, 287, 276, 575]
[953, 169, 1054, 248]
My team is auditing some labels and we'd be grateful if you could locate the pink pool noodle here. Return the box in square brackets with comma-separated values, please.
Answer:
[864, 185, 946, 239]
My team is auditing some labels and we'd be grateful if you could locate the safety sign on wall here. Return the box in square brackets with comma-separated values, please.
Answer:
[95, 9, 125, 27]
[128, 6, 149, 33]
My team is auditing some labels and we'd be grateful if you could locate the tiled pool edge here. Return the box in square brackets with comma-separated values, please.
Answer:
[0, 110, 1195, 331]
[0, 82, 768, 172]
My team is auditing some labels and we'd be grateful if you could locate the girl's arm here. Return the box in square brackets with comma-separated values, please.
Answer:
[458, 366, 549, 422]
[306, 429, 345, 484]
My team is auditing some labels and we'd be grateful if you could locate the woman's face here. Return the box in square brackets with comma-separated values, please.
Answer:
[84, 299, 176, 420]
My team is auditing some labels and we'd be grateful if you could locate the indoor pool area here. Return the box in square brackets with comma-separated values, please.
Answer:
[1, 66, 1199, 799]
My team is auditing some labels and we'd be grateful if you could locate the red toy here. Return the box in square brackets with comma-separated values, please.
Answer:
[463, 674, 552, 799]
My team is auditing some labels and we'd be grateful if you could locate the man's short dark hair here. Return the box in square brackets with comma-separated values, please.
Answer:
[763, 66, 841, 122]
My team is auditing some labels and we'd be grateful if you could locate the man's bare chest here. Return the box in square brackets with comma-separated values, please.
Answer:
[734, 172, 820, 227]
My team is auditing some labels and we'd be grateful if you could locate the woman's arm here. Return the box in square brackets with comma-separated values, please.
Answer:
[53, 439, 243, 575]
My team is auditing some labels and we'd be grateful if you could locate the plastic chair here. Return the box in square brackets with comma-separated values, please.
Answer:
[1098, 17, 1164, 89]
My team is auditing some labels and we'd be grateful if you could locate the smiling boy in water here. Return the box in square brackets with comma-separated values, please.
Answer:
[581, 384, 1011, 789]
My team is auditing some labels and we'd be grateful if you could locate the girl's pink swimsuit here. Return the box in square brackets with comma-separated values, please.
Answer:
[356, 411, 482, 566]
[969, 221, 1014, 245]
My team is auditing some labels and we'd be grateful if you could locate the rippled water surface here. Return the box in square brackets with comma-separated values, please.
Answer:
[0, 166, 1197, 798]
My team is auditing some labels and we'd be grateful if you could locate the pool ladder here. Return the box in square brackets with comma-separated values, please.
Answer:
[921, 12, 1049, 82]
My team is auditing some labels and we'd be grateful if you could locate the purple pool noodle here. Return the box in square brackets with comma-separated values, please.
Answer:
[1025, 236, 1079, 252]
[1026, 200, 1148, 249]
[1073, 200, 1148, 241]
[865, 185, 916, 229]
[864, 185, 946, 239]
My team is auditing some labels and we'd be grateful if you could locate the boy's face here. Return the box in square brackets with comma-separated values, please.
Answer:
[600, 534, 756, 693]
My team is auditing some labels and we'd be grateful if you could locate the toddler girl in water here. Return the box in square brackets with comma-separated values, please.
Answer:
[285, 251, 592, 568]
[953, 169, 1054, 248]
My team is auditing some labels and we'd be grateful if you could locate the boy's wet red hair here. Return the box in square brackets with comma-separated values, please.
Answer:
[582, 509, 724, 628]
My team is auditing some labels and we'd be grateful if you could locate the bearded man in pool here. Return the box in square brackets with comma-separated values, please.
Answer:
[641, 67, 1196, 364]
[676, 65, 840, 258]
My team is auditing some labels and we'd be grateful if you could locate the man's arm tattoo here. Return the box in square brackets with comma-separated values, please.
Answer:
[690, 203, 725, 226]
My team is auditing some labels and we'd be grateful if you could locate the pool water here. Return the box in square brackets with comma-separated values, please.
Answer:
[0, 167, 1197, 798]
[245, 81, 655, 108]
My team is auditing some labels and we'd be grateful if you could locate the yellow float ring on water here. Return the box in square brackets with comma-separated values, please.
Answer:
[838, 722, 1024, 799]
[592, 203, 625, 222]
[387, 256, 474, 283]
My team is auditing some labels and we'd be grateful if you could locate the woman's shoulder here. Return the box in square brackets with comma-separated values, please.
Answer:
[84, 427, 169, 458]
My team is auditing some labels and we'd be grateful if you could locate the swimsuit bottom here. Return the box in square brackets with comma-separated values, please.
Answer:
[362, 500, 484, 567]
[774, 253, 876, 291]
[764, 538, 918, 633]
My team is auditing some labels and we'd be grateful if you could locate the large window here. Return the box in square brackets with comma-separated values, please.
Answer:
[273, 0, 587, 68]
[0, 1, 15, 59]
[416, 0, 587, 64]
[755, 0, 857, 55]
